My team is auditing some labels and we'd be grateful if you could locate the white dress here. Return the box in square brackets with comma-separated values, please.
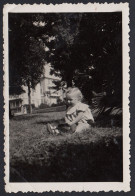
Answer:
[66, 102, 94, 132]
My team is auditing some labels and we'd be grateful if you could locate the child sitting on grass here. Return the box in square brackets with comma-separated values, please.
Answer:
[47, 87, 94, 135]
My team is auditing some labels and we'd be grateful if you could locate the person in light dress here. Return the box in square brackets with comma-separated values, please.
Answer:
[47, 87, 94, 134]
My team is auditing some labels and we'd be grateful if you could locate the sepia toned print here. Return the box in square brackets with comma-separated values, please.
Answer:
[3, 3, 130, 192]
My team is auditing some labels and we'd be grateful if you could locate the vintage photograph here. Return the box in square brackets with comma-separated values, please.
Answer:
[4, 3, 130, 192]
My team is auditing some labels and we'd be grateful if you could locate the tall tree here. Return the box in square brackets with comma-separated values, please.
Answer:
[9, 14, 51, 113]
[47, 13, 122, 109]
[9, 13, 122, 114]
[48, 13, 82, 86]
[73, 13, 122, 107]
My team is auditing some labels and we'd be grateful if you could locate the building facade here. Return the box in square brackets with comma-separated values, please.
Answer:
[9, 64, 63, 115]
[40, 64, 63, 106]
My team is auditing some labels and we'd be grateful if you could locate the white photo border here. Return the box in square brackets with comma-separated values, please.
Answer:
[3, 3, 130, 193]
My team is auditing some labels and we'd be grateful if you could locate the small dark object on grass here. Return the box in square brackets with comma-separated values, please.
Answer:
[58, 123, 76, 133]
[47, 120, 76, 135]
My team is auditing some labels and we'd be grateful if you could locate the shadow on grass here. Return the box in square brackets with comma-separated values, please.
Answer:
[10, 135, 123, 182]
[11, 114, 40, 121]
[36, 119, 65, 125]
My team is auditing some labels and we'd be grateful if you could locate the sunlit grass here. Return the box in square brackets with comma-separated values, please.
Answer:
[10, 111, 122, 182]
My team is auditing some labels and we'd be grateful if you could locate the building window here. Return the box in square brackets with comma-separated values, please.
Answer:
[10, 102, 13, 109]
[13, 102, 15, 108]
[16, 101, 19, 107]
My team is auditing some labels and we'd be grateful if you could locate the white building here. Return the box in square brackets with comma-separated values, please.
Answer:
[9, 64, 63, 114]
[21, 83, 41, 108]
[40, 64, 63, 106]
[9, 83, 42, 114]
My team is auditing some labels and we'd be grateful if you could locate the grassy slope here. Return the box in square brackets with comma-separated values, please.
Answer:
[10, 111, 122, 182]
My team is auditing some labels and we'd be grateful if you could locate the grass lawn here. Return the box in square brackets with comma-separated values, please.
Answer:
[10, 111, 123, 182]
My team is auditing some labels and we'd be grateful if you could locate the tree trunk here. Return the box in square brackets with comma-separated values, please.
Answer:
[28, 84, 32, 114]
[66, 80, 72, 87]
[66, 72, 73, 87]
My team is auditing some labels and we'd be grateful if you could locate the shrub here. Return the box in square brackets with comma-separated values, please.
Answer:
[39, 103, 50, 109]
[51, 101, 66, 107]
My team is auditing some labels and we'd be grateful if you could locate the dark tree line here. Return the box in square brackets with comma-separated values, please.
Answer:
[49, 13, 122, 107]
[9, 14, 53, 112]
[9, 13, 122, 113]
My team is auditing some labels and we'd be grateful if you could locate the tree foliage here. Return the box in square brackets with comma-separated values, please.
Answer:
[9, 13, 56, 112]
[9, 13, 122, 112]
[9, 14, 47, 93]
[47, 13, 122, 108]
